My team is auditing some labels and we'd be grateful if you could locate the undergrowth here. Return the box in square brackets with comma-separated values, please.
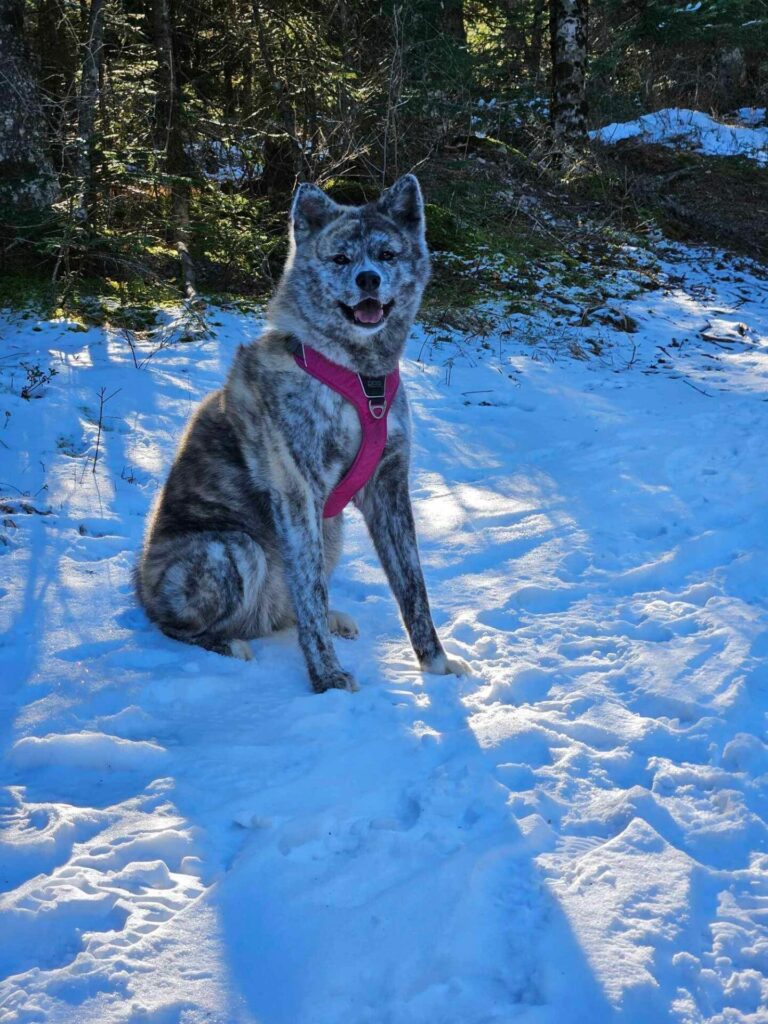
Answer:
[1, 140, 762, 333]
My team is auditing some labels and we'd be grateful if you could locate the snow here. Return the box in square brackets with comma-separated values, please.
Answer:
[591, 107, 768, 165]
[735, 108, 766, 128]
[1, 240, 768, 1022]
[10, 733, 168, 771]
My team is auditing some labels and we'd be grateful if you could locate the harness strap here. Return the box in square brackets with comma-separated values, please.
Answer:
[288, 339, 400, 518]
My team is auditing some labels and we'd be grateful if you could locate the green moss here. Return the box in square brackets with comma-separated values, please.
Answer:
[418, 162, 567, 320]
[0, 271, 54, 313]
[582, 143, 768, 261]
[324, 178, 375, 205]
[422, 257, 488, 317]
[425, 204, 471, 253]
[0, 268, 184, 327]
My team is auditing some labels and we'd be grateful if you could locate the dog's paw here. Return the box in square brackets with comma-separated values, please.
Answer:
[227, 639, 254, 661]
[313, 669, 359, 694]
[328, 609, 359, 640]
[444, 655, 472, 677]
[420, 651, 472, 677]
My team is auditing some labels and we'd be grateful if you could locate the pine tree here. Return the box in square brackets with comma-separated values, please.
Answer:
[0, 0, 58, 208]
[152, 0, 196, 297]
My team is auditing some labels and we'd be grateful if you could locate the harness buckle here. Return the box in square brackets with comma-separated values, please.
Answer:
[358, 373, 387, 420]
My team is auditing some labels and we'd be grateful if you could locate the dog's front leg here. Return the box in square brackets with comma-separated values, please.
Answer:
[273, 486, 356, 694]
[358, 452, 470, 677]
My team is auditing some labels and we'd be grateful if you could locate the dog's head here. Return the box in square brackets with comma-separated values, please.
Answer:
[271, 175, 430, 371]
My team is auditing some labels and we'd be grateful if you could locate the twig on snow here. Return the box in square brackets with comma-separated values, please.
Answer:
[678, 377, 712, 397]
[91, 386, 121, 475]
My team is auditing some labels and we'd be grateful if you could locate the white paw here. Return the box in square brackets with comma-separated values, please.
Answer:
[444, 655, 472, 677]
[228, 639, 254, 661]
[421, 651, 472, 677]
[328, 609, 359, 640]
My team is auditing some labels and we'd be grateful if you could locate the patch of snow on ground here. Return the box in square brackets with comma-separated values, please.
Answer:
[735, 107, 766, 127]
[591, 107, 768, 165]
[1, 241, 768, 1022]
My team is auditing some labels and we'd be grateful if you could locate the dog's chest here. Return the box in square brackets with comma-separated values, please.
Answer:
[314, 386, 363, 485]
[304, 380, 403, 495]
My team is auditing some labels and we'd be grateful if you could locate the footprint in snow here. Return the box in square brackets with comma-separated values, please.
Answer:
[0, 886, 129, 978]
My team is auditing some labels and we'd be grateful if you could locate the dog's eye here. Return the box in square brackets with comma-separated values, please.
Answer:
[332, 253, 350, 265]
[379, 249, 396, 262]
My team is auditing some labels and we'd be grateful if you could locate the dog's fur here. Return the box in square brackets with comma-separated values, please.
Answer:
[136, 174, 468, 692]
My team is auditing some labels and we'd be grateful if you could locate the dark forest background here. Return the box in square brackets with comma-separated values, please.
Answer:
[1, 0, 766, 318]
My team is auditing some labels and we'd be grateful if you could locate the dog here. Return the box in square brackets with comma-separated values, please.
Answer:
[136, 174, 469, 692]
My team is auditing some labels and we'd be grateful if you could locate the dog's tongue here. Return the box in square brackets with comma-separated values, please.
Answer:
[354, 299, 384, 324]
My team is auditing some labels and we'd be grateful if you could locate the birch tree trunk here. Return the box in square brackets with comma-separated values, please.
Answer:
[0, 0, 58, 208]
[152, 0, 196, 299]
[74, 0, 105, 223]
[549, 0, 588, 141]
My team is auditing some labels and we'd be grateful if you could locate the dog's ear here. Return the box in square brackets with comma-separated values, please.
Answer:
[291, 183, 340, 239]
[377, 174, 425, 239]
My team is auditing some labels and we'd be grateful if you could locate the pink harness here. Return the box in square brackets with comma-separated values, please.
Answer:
[290, 340, 400, 518]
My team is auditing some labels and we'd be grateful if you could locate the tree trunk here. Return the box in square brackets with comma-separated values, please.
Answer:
[37, 0, 78, 119]
[152, 0, 196, 299]
[549, 0, 588, 141]
[526, 0, 546, 86]
[0, 0, 58, 208]
[442, 0, 467, 46]
[74, 0, 105, 223]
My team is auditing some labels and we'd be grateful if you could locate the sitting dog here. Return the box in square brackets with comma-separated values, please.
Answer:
[136, 174, 468, 692]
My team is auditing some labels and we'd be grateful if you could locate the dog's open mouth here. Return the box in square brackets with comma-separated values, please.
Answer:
[339, 298, 394, 328]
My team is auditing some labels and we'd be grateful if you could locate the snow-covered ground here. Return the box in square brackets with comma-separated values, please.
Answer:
[1, 240, 768, 1023]
[591, 107, 768, 165]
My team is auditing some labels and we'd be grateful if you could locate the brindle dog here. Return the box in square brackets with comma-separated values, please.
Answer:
[136, 175, 469, 692]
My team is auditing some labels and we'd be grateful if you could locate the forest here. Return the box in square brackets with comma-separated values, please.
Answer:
[2, 0, 766, 314]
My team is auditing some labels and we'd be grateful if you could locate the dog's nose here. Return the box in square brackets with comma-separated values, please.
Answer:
[355, 270, 381, 292]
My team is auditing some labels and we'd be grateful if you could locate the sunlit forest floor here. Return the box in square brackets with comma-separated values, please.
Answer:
[4, 114, 767, 337]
